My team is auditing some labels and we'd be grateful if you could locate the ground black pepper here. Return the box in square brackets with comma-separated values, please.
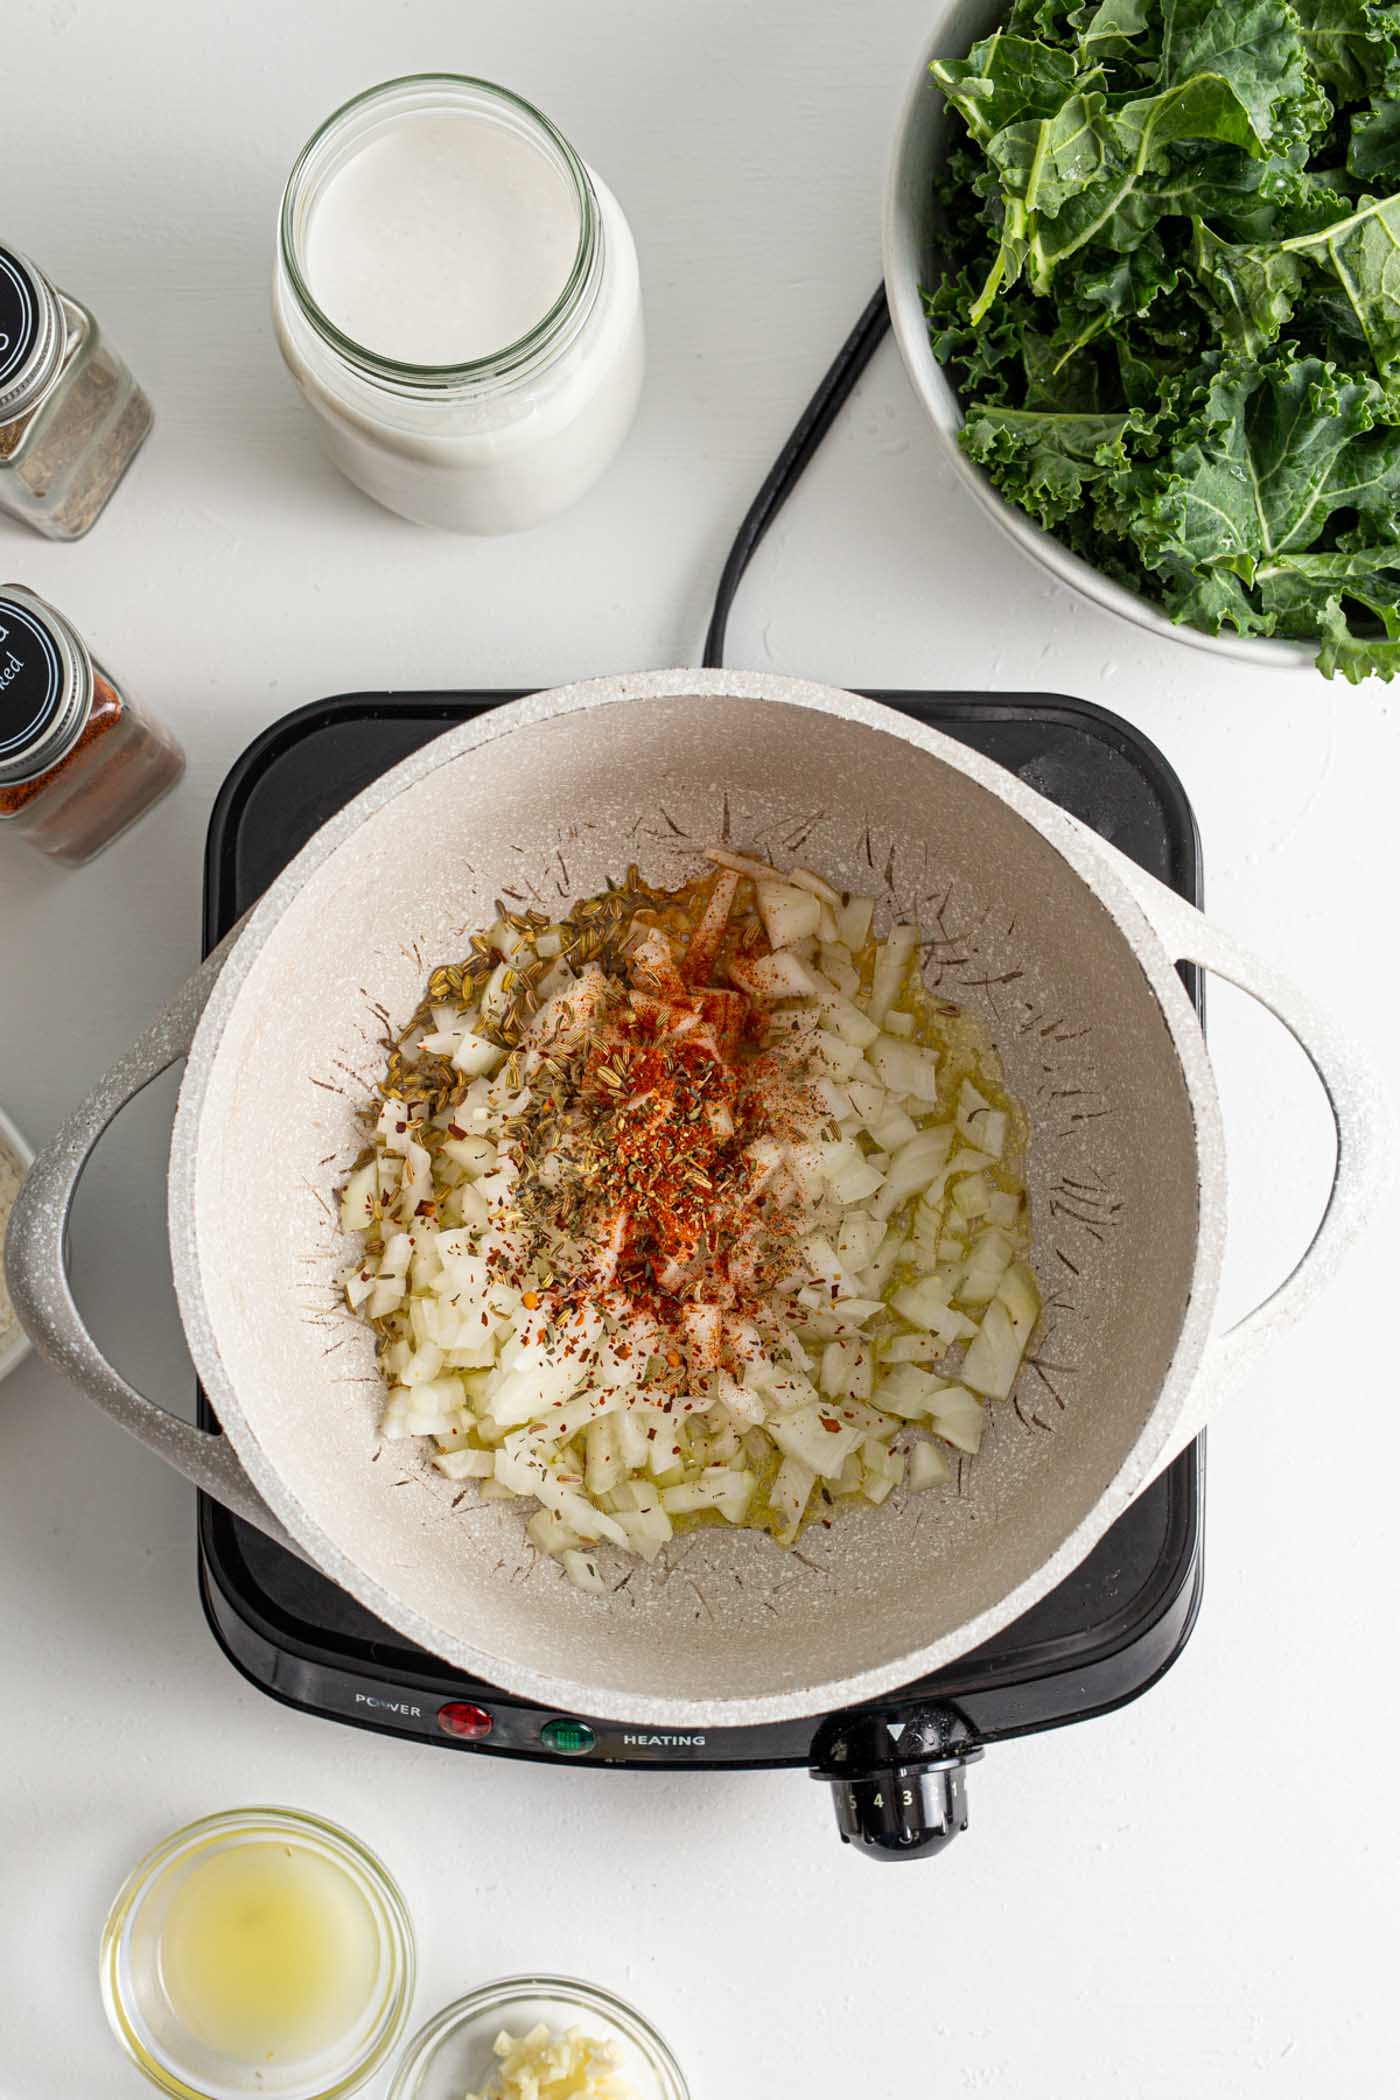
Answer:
[0, 273, 152, 540]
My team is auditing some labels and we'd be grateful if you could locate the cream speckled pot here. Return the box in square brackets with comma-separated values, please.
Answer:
[4, 672, 1379, 1725]
[882, 0, 1315, 670]
[0, 1105, 34, 1389]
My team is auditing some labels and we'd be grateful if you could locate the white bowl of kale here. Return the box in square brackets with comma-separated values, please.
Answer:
[883, 0, 1400, 679]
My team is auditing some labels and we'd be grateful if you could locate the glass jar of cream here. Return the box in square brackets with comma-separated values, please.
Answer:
[274, 75, 645, 534]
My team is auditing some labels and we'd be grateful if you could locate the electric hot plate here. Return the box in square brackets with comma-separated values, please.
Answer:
[197, 688, 1204, 1861]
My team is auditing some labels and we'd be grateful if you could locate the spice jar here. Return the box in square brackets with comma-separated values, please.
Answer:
[274, 75, 645, 533]
[0, 586, 183, 866]
[0, 243, 153, 539]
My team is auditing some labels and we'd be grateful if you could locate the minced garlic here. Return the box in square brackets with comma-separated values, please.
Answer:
[465, 2023, 638, 2100]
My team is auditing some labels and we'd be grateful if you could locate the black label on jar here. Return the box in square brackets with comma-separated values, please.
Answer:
[0, 595, 64, 762]
[0, 248, 41, 395]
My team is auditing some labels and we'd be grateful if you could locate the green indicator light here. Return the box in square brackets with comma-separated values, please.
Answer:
[541, 1718, 596, 1757]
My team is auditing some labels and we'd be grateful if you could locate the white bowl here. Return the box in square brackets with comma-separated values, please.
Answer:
[881, 0, 1314, 671]
[0, 1104, 35, 1385]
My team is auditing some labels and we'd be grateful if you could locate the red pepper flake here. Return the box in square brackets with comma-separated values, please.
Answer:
[458, 881, 835, 1353]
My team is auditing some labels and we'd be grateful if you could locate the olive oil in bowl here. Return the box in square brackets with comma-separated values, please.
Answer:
[101, 1807, 414, 2099]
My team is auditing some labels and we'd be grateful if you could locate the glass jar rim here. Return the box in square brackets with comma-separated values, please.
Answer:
[99, 1804, 416, 2100]
[0, 246, 65, 424]
[0, 582, 95, 791]
[387, 1974, 690, 2100]
[278, 74, 598, 388]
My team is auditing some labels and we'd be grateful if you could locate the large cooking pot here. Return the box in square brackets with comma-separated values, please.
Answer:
[5, 672, 1377, 1726]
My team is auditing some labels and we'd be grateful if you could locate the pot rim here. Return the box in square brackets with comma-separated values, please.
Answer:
[880, 11, 1316, 673]
[169, 669, 1227, 1726]
[0, 1103, 35, 1387]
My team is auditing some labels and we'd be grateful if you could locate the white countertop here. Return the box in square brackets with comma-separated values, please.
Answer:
[3, 3, 1396, 2095]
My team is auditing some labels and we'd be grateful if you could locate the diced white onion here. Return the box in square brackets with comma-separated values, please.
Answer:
[755, 879, 824, 949]
[867, 922, 920, 1026]
[960, 1263, 1040, 1399]
[836, 894, 875, 950]
[341, 862, 1038, 1574]
[787, 866, 843, 906]
[909, 1440, 952, 1490]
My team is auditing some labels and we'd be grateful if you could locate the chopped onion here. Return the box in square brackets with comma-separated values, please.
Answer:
[810, 983, 880, 1048]
[659, 1466, 756, 1522]
[958, 1226, 1015, 1308]
[812, 1029, 865, 1079]
[961, 1263, 1040, 1399]
[433, 1446, 494, 1480]
[868, 922, 919, 1026]
[818, 943, 861, 997]
[769, 1453, 815, 1544]
[908, 1440, 952, 1490]
[836, 1210, 885, 1271]
[755, 879, 824, 949]
[730, 949, 816, 1000]
[340, 850, 1038, 1576]
[768, 1404, 866, 1477]
[957, 1079, 1008, 1158]
[878, 1331, 943, 1367]
[873, 1126, 954, 1219]
[861, 1440, 905, 1504]
[704, 846, 780, 881]
[563, 1549, 608, 1594]
[873, 1363, 949, 1418]
[867, 1034, 939, 1102]
[927, 1382, 985, 1454]
[787, 865, 843, 906]
[836, 893, 875, 950]
[339, 1161, 379, 1233]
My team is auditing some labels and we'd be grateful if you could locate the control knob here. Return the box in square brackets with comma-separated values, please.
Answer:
[812, 1705, 983, 1862]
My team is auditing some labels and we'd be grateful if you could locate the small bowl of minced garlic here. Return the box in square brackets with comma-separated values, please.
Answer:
[0, 1105, 34, 1386]
[388, 1977, 689, 2100]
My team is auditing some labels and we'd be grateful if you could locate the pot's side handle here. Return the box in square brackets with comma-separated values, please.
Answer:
[4, 932, 304, 1556]
[1096, 847, 1388, 1478]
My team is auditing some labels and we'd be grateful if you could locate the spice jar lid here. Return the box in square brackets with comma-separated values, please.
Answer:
[0, 244, 64, 425]
[0, 585, 94, 790]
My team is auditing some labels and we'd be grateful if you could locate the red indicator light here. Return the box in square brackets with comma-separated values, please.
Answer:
[437, 1701, 494, 1741]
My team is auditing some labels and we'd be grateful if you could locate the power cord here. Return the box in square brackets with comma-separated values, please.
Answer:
[702, 283, 892, 670]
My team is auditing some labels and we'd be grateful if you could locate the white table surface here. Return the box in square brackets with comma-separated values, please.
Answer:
[3, 3, 1396, 2095]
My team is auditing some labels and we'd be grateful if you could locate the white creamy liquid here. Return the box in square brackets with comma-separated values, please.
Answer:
[277, 86, 645, 531]
[304, 112, 579, 364]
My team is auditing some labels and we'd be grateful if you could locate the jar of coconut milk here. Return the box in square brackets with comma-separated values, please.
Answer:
[274, 75, 645, 533]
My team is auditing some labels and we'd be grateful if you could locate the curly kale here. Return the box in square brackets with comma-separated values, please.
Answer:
[925, 0, 1400, 676]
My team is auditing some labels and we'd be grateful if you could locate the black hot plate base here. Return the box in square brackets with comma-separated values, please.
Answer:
[198, 690, 1203, 1777]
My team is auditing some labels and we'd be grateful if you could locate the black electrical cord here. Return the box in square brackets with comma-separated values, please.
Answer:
[702, 282, 892, 670]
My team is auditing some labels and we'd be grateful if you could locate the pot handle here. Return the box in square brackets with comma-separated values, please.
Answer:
[1097, 848, 1387, 1479]
[3, 931, 304, 1557]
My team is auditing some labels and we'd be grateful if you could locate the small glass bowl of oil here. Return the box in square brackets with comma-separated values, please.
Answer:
[100, 1806, 415, 2100]
[387, 1976, 688, 2100]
